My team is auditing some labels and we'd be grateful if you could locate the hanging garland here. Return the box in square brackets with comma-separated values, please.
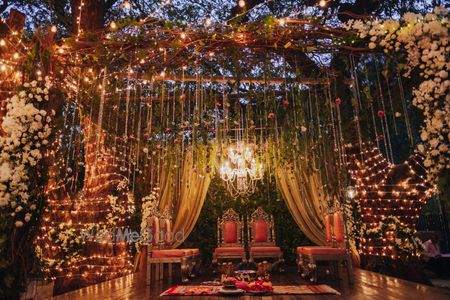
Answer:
[345, 7, 449, 184]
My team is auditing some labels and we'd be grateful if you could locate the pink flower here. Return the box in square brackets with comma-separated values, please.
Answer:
[335, 98, 341, 105]
[377, 110, 385, 118]
[268, 113, 275, 119]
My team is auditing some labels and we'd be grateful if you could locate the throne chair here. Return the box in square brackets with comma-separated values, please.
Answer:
[297, 209, 353, 283]
[213, 208, 247, 268]
[145, 204, 199, 284]
[247, 207, 284, 271]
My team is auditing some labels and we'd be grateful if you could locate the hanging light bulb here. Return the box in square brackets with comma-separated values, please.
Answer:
[238, 0, 245, 8]
[110, 21, 117, 29]
[0, 39, 5, 46]
[278, 18, 286, 26]
[319, 0, 327, 8]
[51, 25, 57, 33]
[180, 32, 186, 39]
[205, 17, 212, 26]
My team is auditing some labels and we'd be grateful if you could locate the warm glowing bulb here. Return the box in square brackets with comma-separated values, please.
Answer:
[319, 0, 327, 7]
[205, 17, 212, 26]
[180, 32, 186, 39]
[110, 21, 117, 29]
[13, 52, 19, 59]
[238, 0, 245, 7]
[278, 18, 286, 26]
[51, 25, 57, 33]
[0, 39, 5, 46]
[0, 64, 6, 71]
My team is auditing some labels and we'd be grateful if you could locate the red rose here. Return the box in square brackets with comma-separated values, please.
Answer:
[377, 110, 385, 118]
[143, 133, 150, 139]
[268, 112, 275, 119]
[335, 98, 341, 105]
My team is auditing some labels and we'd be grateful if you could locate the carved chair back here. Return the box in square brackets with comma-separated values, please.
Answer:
[247, 207, 276, 247]
[217, 208, 244, 247]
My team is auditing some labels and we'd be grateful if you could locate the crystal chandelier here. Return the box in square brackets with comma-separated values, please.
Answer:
[219, 143, 264, 198]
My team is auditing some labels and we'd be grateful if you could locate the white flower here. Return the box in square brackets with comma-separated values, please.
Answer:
[0, 162, 11, 182]
[420, 131, 428, 141]
[417, 144, 425, 153]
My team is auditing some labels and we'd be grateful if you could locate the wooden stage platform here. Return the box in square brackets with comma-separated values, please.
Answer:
[51, 268, 450, 300]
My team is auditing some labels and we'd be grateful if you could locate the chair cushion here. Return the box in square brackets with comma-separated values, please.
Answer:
[183, 248, 200, 255]
[297, 246, 346, 255]
[214, 247, 245, 255]
[151, 249, 189, 258]
[250, 246, 281, 254]
[254, 219, 268, 243]
[333, 212, 345, 243]
[324, 214, 332, 243]
[151, 216, 160, 246]
[224, 221, 237, 243]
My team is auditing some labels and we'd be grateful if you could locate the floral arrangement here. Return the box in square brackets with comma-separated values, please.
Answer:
[365, 216, 422, 258]
[0, 76, 53, 227]
[139, 187, 160, 247]
[344, 200, 365, 254]
[345, 7, 449, 184]
[37, 221, 86, 269]
[106, 193, 135, 228]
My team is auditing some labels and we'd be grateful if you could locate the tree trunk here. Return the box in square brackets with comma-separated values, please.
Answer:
[71, 0, 105, 35]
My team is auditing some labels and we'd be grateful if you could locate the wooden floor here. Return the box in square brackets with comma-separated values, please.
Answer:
[51, 268, 450, 300]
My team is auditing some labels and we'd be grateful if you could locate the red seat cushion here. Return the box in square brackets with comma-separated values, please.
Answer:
[297, 246, 346, 255]
[151, 249, 189, 258]
[250, 246, 281, 254]
[254, 220, 268, 242]
[183, 248, 200, 255]
[224, 221, 238, 243]
[214, 247, 245, 255]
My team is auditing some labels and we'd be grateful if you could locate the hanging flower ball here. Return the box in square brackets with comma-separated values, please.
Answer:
[335, 98, 341, 105]
[179, 94, 186, 101]
[301, 126, 307, 133]
[377, 110, 385, 118]
[268, 112, 275, 119]
[395, 112, 402, 118]
[282, 99, 289, 107]
[165, 128, 171, 134]
[115, 136, 122, 142]
[174, 138, 180, 144]
[129, 135, 135, 141]
[143, 147, 149, 154]
[215, 102, 222, 108]
[143, 133, 150, 139]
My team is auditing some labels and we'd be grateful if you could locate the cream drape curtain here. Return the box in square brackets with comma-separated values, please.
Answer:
[274, 163, 330, 246]
[159, 150, 211, 248]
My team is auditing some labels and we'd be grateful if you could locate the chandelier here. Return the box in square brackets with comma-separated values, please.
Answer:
[219, 143, 264, 198]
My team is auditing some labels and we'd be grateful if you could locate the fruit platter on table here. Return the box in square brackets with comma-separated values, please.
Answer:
[218, 272, 273, 295]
